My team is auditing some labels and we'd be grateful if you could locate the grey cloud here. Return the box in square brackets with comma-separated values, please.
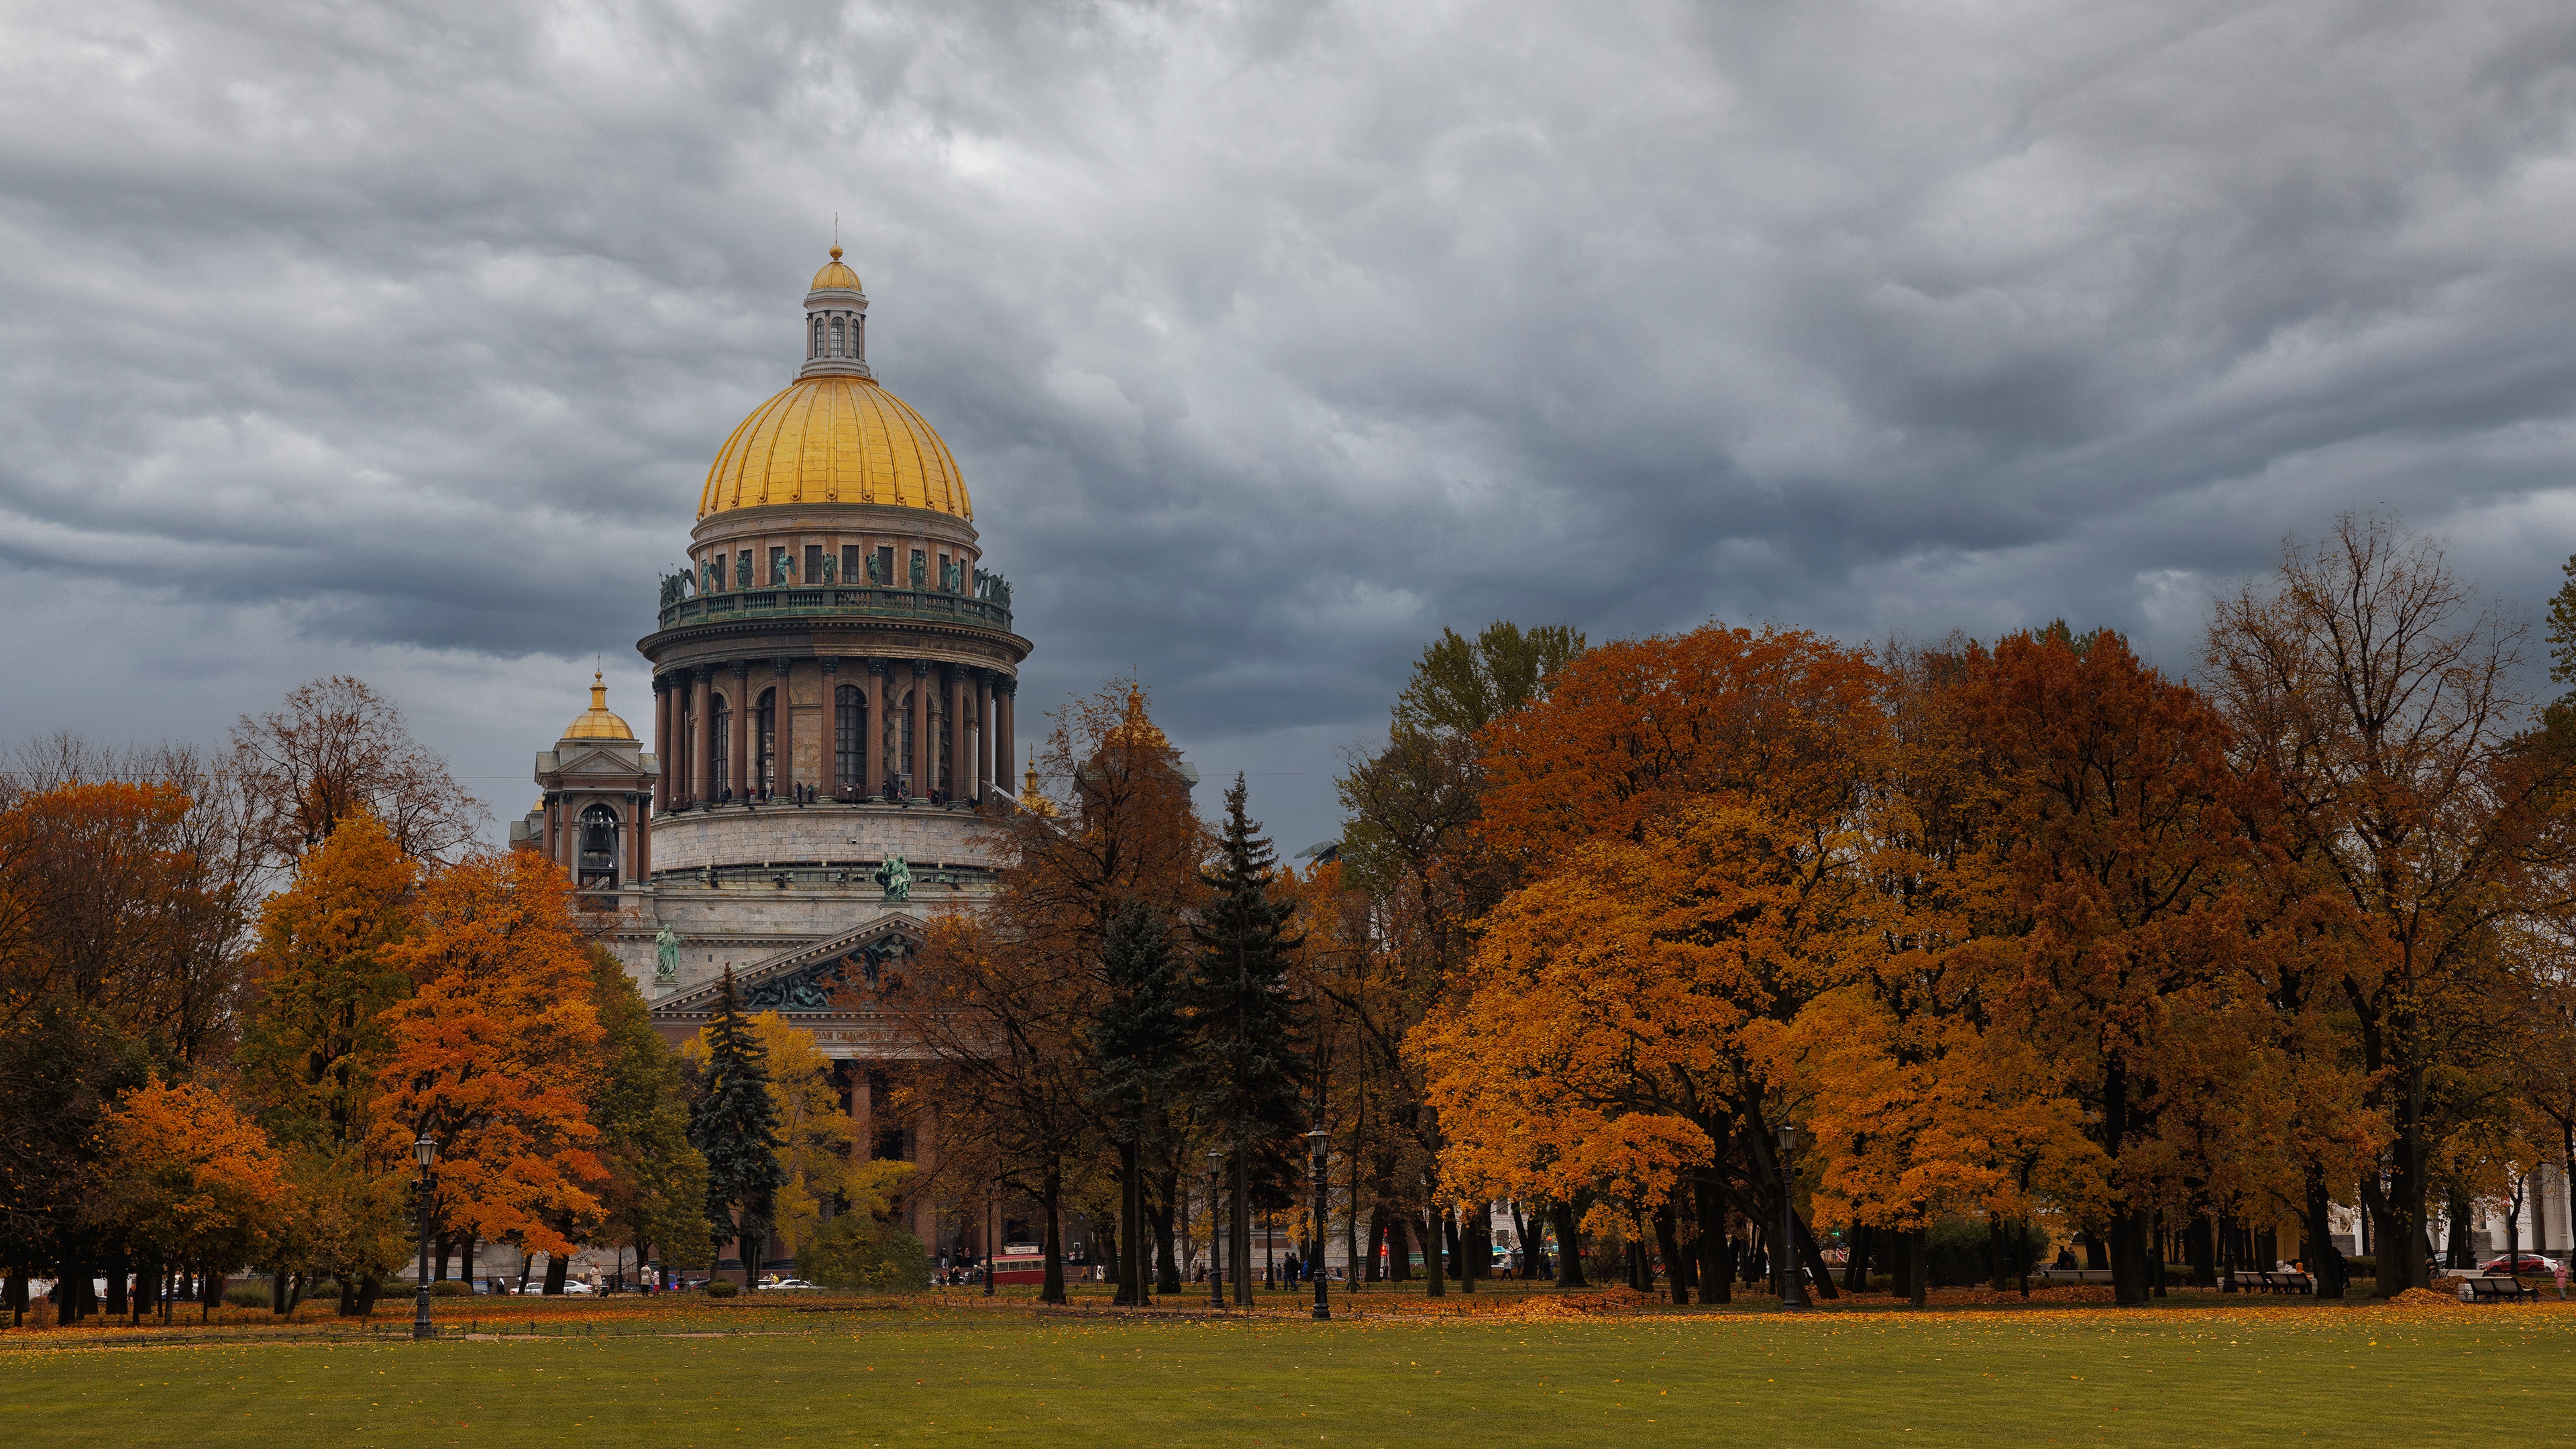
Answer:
[5, 0, 2576, 853]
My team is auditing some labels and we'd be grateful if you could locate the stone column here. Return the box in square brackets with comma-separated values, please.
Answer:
[863, 660, 884, 799]
[996, 676, 1016, 798]
[946, 665, 966, 800]
[975, 669, 995, 801]
[652, 680, 672, 814]
[853, 1068, 874, 1162]
[690, 667, 712, 807]
[637, 788, 651, 880]
[627, 791, 645, 885]
[917, 657, 937, 789]
[773, 659, 795, 799]
[729, 662, 751, 802]
[820, 657, 841, 798]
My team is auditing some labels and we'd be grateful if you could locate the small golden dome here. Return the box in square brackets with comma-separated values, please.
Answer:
[563, 673, 635, 741]
[698, 375, 971, 519]
[1104, 686, 1170, 752]
[811, 245, 862, 293]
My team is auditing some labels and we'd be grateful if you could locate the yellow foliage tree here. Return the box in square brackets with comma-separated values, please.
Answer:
[685, 1012, 858, 1259]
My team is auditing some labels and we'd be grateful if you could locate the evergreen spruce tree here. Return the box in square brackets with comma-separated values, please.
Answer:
[1089, 903, 1186, 1305]
[1189, 775, 1309, 1303]
[688, 967, 784, 1287]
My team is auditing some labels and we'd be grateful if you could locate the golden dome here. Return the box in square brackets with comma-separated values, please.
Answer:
[563, 674, 635, 741]
[811, 245, 862, 293]
[698, 374, 970, 519]
[1104, 686, 1170, 751]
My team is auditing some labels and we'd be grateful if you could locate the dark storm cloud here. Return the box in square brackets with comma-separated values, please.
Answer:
[5, 1, 2576, 849]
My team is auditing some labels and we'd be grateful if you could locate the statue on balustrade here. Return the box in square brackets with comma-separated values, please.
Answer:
[653, 926, 682, 985]
[875, 854, 912, 902]
[867, 551, 888, 585]
[974, 570, 1012, 610]
[701, 559, 721, 595]
[772, 552, 796, 585]
[816, 552, 836, 584]
[734, 551, 753, 589]
[908, 552, 926, 589]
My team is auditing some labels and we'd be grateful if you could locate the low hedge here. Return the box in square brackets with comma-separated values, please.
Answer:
[702, 1278, 740, 1298]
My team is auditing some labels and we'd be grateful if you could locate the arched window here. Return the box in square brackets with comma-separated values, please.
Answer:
[710, 694, 731, 798]
[888, 685, 912, 791]
[836, 684, 865, 796]
[756, 688, 777, 797]
[811, 316, 824, 358]
[829, 319, 845, 358]
[578, 804, 619, 890]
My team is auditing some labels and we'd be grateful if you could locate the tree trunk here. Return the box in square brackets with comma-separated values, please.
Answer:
[1695, 1178, 1729, 1303]
[1040, 1162, 1067, 1305]
[2304, 1171, 2349, 1300]
[1907, 1228, 1928, 1307]
[2186, 1215, 2216, 1286]
[2444, 1184, 2475, 1269]
[1152, 1167, 1183, 1295]
[357, 1273, 384, 1316]
[543, 1252, 570, 1296]
[103, 1254, 127, 1316]
[2381, 1062, 2430, 1297]
[1113, 1138, 1139, 1306]
[1552, 1200, 1587, 1287]
[462, 1236, 477, 1291]
[2109, 1209, 2153, 1306]
[1654, 1199, 1687, 1304]
[1421, 1205, 1446, 1297]
[434, 1232, 452, 1283]
[1787, 1209, 1841, 1301]
[1385, 1211, 1411, 1281]
[1231, 1157, 1252, 1307]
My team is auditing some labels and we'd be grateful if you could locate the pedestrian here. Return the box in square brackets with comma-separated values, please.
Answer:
[2555, 1257, 2569, 1301]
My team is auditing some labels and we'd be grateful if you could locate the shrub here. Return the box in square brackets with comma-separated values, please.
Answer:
[702, 1277, 739, 1298]
[798, 1214, 932, 1291]
[428, 1280, 473, 1297]
[223, 1281, 272, 1307]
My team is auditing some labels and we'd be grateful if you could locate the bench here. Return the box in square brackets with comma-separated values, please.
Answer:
[2239, 1271, 2313, 1295]
[2461, 1276, 2538, 1303]
[2033, 1268, 2115, 1285]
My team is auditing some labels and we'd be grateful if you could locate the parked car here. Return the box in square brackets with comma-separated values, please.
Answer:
[758, 1277, 820, 1290]
[2477, 1253, 2559, 1275]
[557, 1281, 596, 1295]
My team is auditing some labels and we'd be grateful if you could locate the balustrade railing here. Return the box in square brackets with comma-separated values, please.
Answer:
[658, 585, 1012, 633]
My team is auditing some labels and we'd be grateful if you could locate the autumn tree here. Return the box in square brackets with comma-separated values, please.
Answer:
[379, 849, 606, 1296]
[2206, 514, 2576, 1296]
[89, 1079, 286, 1323]
[229, 676, 484, 875]
[233, 808, 418, 1309]
[890, 680, 1204, 1303]
[1421, 623, 1888, 1303]
[0, 779, 236, 1322]
[688, 968, 784, 1288]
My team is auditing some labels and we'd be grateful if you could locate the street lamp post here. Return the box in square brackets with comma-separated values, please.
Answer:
[1206, 1149, 1225, 1309]
[1776, 1124, 1806, 1312]
[1307, 1126, 1330, 1321]
[411, 1132, 438, 1340]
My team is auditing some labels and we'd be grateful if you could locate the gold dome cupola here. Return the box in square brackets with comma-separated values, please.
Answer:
[802, 244, 871, 382]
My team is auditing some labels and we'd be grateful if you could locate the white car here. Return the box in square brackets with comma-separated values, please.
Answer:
[759, 1277, 821, 1291]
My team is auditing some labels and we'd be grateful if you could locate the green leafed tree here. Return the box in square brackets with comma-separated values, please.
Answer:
[589, 949, 710, 1285]
[687, 967, 784, 1287]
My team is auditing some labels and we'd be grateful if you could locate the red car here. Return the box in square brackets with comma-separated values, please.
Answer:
[2477, 1253, 2559, 1275]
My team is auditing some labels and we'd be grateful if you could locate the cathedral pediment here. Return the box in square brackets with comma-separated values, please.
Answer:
[649, 914, 928, 1024]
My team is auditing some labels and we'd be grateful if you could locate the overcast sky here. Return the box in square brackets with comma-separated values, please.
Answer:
[5, 1, 2576, 853]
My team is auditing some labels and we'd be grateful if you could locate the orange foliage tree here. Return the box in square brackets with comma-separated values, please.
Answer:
[89, 1079, 286, 1322]
[379, 849, 606, 1265]
[1419, 624, 1886, 1301]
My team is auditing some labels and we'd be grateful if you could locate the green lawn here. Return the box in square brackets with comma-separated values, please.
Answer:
[7, 1300, 2571, 1446]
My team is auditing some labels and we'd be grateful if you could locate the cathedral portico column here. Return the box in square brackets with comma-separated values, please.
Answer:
[917, 657, 937, 789]
[773, 658, 795, 798]
[729, 662, 751, 802]
[690, 667, 712, 806]
[627, 790, 646, 884]
[863, 659, 885, 798]
[945, 664, 966, 800]
[652, 681, 672, 814]
[974, 669, 994, 801]
[996, 676, 1016, 798]
[820, 657, 841, 796]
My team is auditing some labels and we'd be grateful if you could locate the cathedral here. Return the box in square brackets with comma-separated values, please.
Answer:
[508, 246, 1034, 1260]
